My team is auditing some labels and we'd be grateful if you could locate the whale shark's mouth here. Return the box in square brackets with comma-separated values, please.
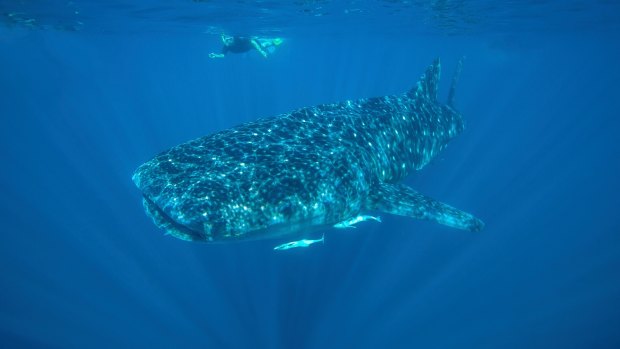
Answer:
[141, 196, 204, 241]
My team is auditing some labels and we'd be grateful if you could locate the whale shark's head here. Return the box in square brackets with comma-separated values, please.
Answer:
[132, 150, 315, 243]
[132, 154, 232, 242]
[140, 195, 205, 241]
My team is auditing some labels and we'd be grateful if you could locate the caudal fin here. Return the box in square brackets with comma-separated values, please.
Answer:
[447, 57, 464, 107]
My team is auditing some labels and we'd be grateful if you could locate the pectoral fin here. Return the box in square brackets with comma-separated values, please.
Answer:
[369, 183, 484, 232]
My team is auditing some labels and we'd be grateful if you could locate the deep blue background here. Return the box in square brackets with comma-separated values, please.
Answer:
[1, 3, 620, 348]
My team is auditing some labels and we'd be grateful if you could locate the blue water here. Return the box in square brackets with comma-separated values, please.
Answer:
[1, 1, 620, 348]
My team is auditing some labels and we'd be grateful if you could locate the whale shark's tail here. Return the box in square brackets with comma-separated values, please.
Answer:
[407, 57, 464, 108]
[366, 58, 484, 232]
[447, 57, 464, 108]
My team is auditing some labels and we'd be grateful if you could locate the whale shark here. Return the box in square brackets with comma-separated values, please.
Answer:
[132, 59, 484, 244]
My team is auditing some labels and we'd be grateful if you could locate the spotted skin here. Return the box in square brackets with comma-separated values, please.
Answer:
[133, 59, 484, 243]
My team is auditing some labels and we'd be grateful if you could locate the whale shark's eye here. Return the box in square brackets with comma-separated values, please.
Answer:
[279, 203, 293, 218]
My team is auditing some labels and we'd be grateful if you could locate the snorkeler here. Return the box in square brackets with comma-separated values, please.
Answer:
[209, 34, 283, 59]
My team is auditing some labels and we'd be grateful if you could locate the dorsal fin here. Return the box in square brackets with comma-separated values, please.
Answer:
[447, 57, 464, 107]
[408, 58, 441, 101]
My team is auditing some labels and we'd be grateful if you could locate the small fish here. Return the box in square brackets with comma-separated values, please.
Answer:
[333, 215, 382, 229]
[273, 234, 325, 251]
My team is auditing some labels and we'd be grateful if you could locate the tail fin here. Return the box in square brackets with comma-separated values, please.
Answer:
[408, 58, 441, 101]
[447, 57, 464, 107]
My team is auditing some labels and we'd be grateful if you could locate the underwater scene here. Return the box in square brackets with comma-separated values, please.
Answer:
[1, 1, 619, 348]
